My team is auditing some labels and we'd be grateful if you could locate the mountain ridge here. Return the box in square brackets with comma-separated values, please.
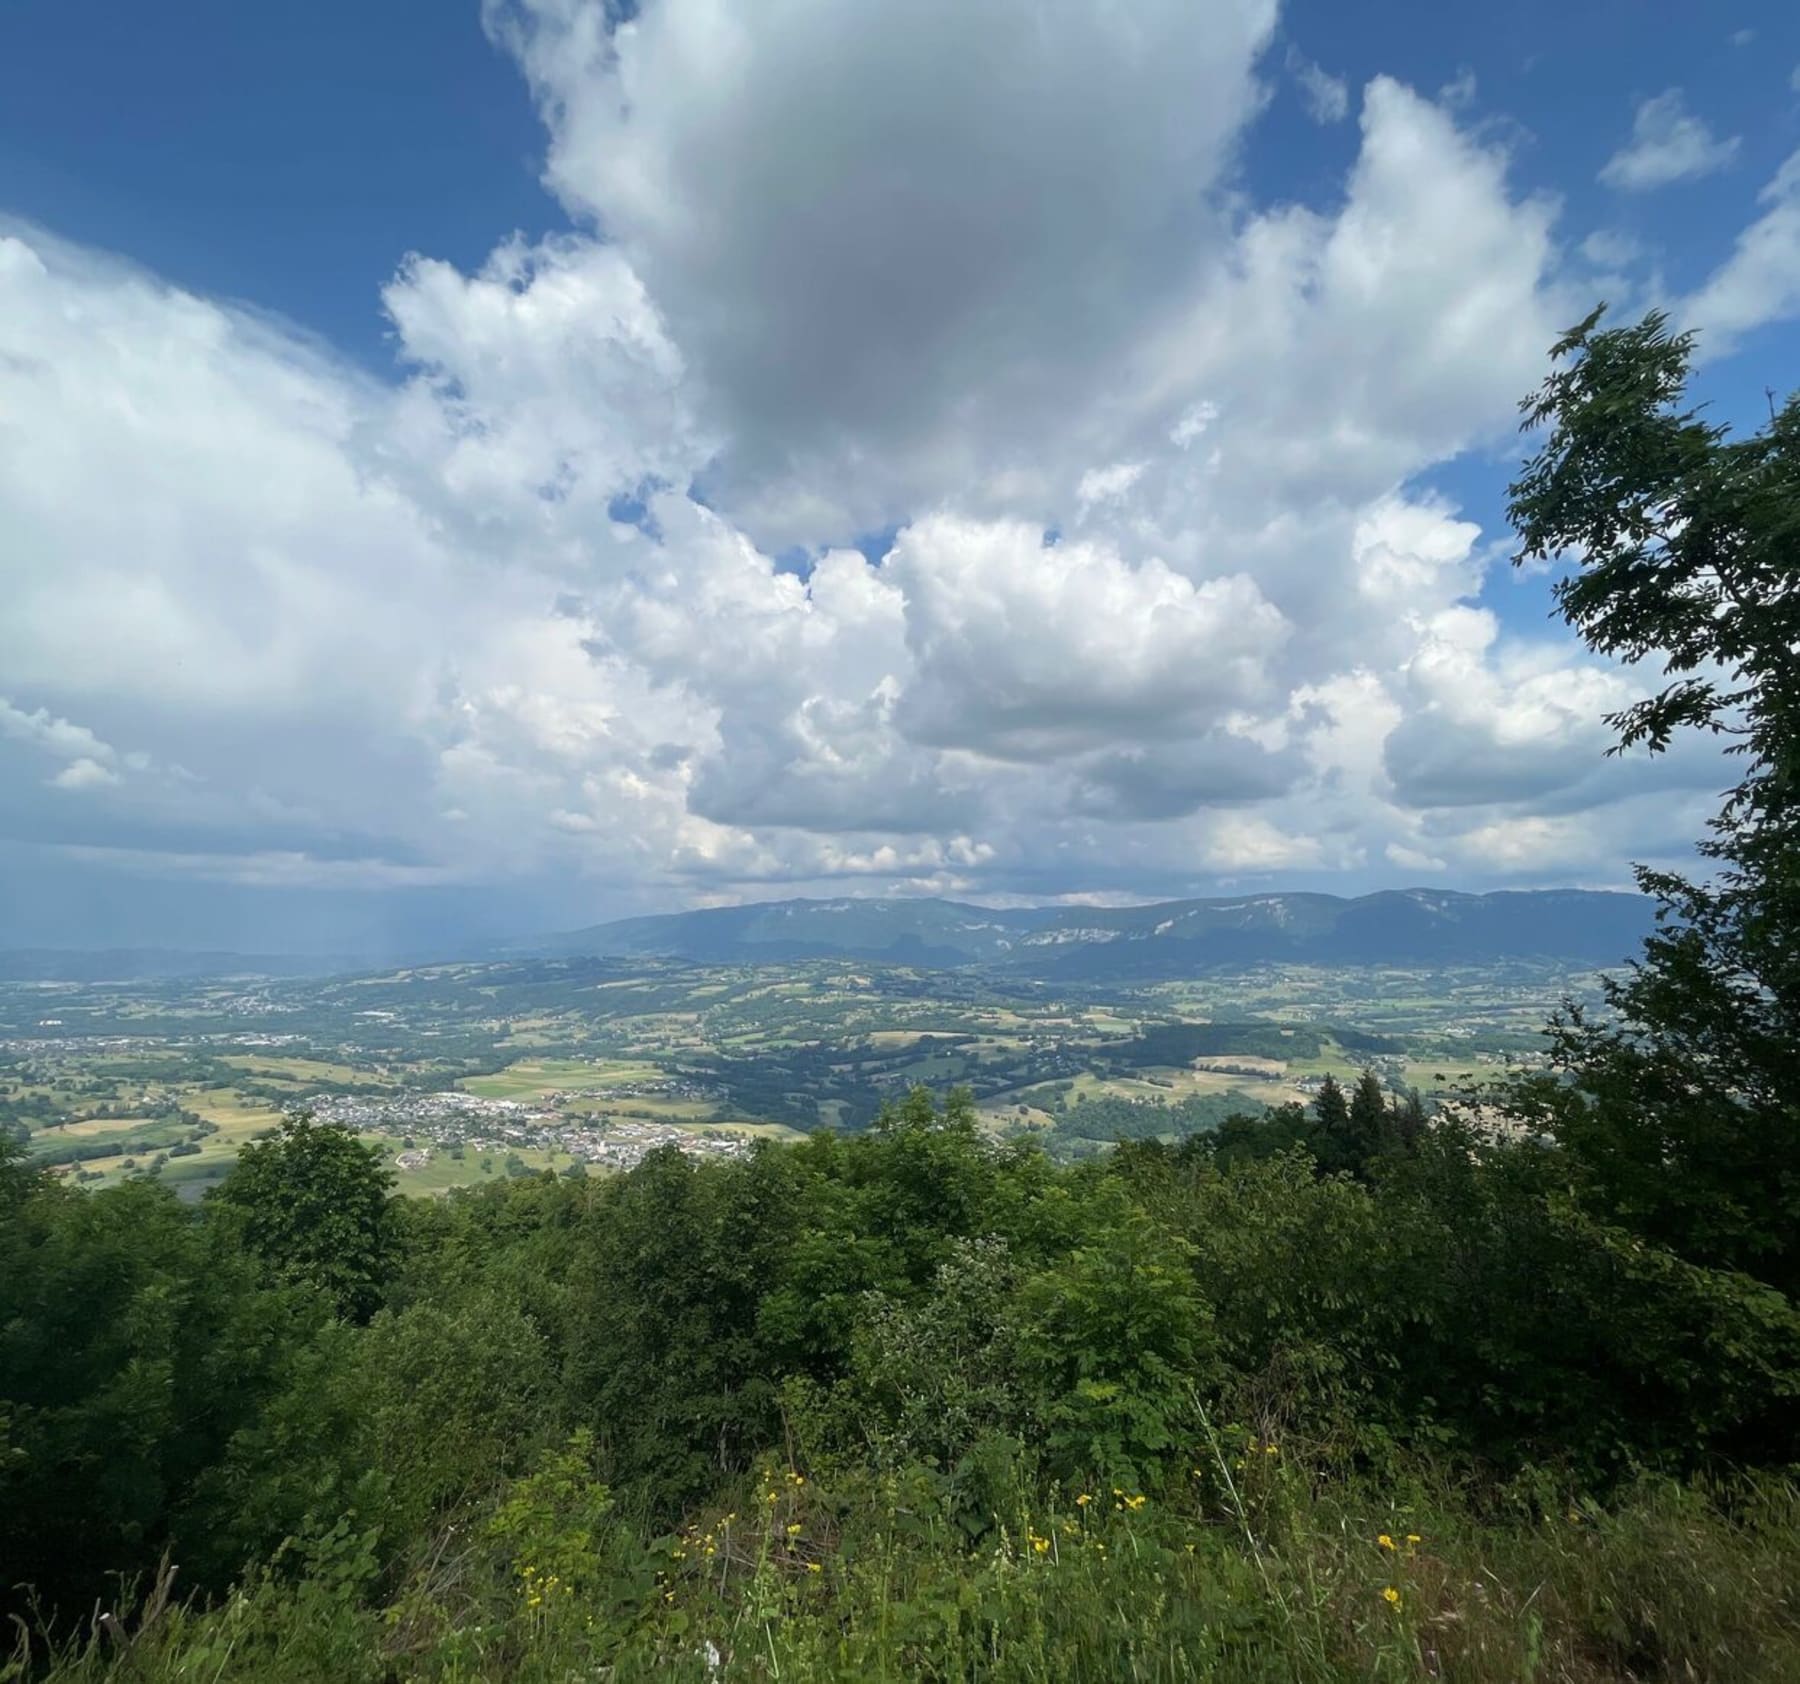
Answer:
[1, 889, 1659, 982]
[510, 887, 1656, 977]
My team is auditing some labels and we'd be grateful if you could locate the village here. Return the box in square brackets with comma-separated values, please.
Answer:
[298, 1086, 754, 1173]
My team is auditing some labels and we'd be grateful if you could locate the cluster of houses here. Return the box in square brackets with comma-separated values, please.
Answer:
[543, 1077, 722, 1109]
[299, 1086, 752, 1173]
[569, 1118, 752, 1170]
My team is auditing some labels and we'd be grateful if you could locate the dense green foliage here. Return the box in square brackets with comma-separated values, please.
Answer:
[1047, 1088, 1257, 1150]
[5, 1085, 1799, 1678]
[209, 1115, 398, 1321]
[4, 316, 1800, 1679]
[1117, 1022, 1329, 1066]
[1504, 308, 1800, 1299]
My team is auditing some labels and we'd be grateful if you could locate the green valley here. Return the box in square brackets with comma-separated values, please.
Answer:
[0, 954, 1593, 1196]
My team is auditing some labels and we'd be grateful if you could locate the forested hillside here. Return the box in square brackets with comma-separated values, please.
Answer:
[3, 315, 1799, 1681]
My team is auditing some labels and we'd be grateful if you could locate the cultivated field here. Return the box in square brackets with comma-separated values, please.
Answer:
[2, 955, 1588, 1193]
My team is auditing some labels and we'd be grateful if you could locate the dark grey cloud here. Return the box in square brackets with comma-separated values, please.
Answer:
[494, 0, 1278, 545]
[1071, 735, 1304, 822]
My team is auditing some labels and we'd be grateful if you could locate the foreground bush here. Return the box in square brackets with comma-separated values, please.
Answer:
[8, 1087, 1800, 1678]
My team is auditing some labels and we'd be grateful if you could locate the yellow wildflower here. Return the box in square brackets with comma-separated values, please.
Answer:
[806, 1562, 823, 1574]
[1377, 1534, 1395, 1551]
[1405, 1533, 1421, 1545]
[1075, 1493, 1091, 1508]
[786, 1523, 803, 1537]
[1382, 1586, 1401, 1608]
[1124, 1494, 1147, 1512]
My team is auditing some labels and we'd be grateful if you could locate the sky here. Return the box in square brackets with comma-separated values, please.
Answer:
[3, 0, 1799, 956]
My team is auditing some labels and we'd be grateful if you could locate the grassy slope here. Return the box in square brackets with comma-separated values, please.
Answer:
[32, 1464, 1800, 1682]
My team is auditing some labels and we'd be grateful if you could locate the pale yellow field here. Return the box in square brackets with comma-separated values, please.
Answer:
[676, 1119, 807, 1141]
[1400, 1059, 1486, 1091]
[221, 1055, 384, 1085]
[191, 1088, 288, 1140]
[56, 1115, 161, 1138]
[464, 1058, 656, 1100]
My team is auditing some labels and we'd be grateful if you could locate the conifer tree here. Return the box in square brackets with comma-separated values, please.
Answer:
[1308, 1073, 1353, 1173]
[1347, 1068, 1395, 1174]
[1395, 1087, 1428, 1149]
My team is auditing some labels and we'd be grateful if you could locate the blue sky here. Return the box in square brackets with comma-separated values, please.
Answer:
[2, 0, 1797, 954]
[0, 1, 557, 365]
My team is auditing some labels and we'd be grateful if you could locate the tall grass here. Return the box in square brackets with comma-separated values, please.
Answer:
[18, 1459, 1799, 1683]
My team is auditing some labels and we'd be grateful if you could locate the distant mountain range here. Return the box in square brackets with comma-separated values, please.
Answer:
[511, 889, 1657, 978]
[0, 890, 1658, 983]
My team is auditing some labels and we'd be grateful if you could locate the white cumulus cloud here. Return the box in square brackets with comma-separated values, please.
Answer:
[0, 5, 1747, 932]
[1685, 150, 1800, 354]
[1599, 89, 1739, 191]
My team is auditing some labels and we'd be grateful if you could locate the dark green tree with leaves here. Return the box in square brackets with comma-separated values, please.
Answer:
[1, 1173, 333, 1621]
[1208, 1100, 1312, 1168]
[210, 1114, 398, 1321]
[1505, 307, 1800, 1295]
[1013, 1184, 1213, 1485]
[0, 1125, 31, 1209]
